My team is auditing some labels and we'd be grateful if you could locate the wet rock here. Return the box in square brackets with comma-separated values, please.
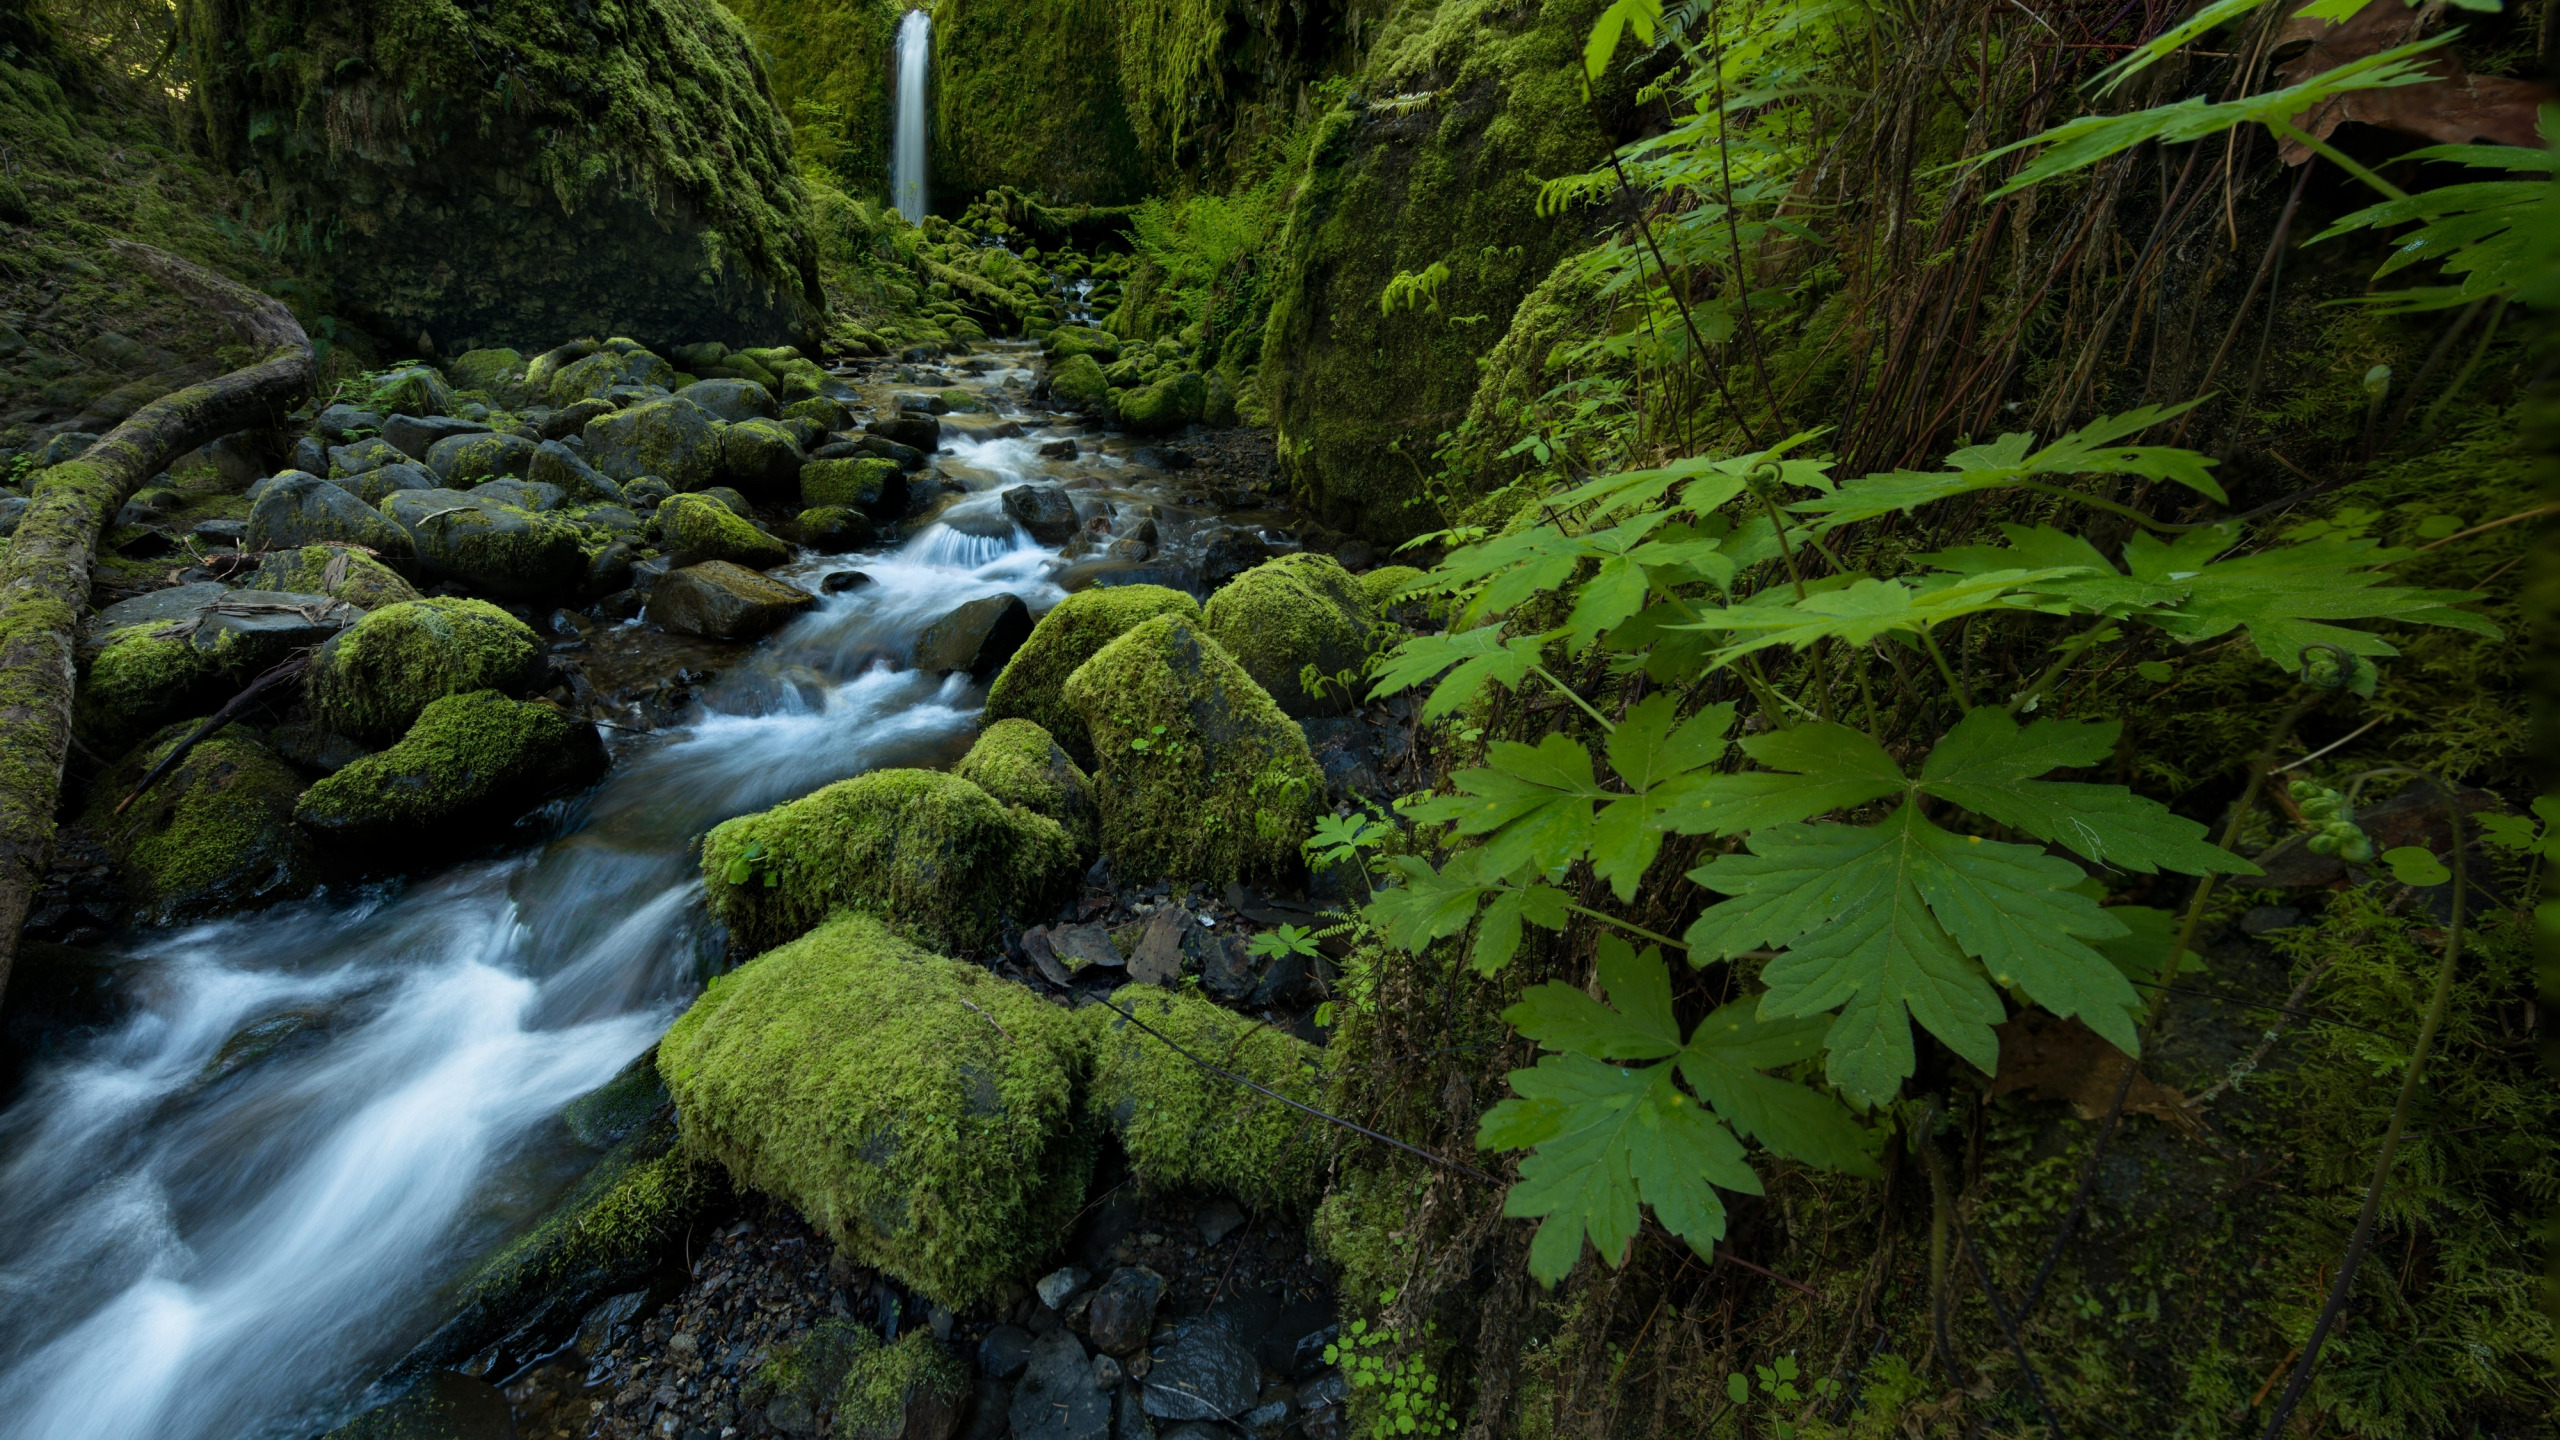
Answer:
[181, 590, 365, 673]
[381, 413, 489, 460]
[1045, 922, 1124, 976]
[679, 376, 780, 423]
[800, 505, 879, 553]
[527, 438, 622, 502]
[1130, 907, 1218, 988]
[804, 455, 910, 517]
[307, 598, 546, 744]
[647, 560, 817, 641]
[1197, 528, 1268, 590]
[246, 473, 416, 560]
[191, 518, 248, 545]
[383, 489, 587, 600]
[1047, 354, 1112, 414]
[80, 723, 316, 926]
[316, 403, 382, 442]
[268, 722, 371, 775]
[718, 416, 810, 499]
[1012, 1330, 1112, 1440]
[1194, 1199, 1246, 1249]
[1086, 1268, 1165, 1356]
[1129, 446, 1194, 471]
[295, 691, 607, 843]
[961, 1376, 1016, 1440]
[895, 390, 952, 415]
[852, 434, 929, 470]
[658, 492, 790, 569]
[320, 1370, 515, 1439]
[980, 1324, 1035, 1379]
[1039, 1266, 1093, 1310]
[1003, 483, 1081, 544]
[537, 396, 618, 441]
[1295, 1371, 1348, 1440]
[822, 569, 874, 593]
[425, 430, 538, 485]
[470, 478, 563, 512]
[329, 436, 409, 477]
[912, 593, 1033, 679]
[1039, 438, 1081, 460]
[1141, 1317, 1261, 1422]
[620, 475, 673, 510]
[1116, 1385, 1157, 1440]
[586, 396, 720, 490]
[583, 540, 635, 598]
[868, 413, 942, 452]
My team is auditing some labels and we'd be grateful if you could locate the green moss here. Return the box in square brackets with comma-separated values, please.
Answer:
[700, 768, 1079, 956]
[293, 690, 605, 838]
[954, 717, 1098, 855]
[76, 623, 226, 755]
[81, 722, 315, 925]
[368, 364, 454, 417]
[587, 396, 722, 489]
[443, 347, 526, 400]
[800, 456, 903, 511]
[658, 492, 789, 568]
[658, 912, 1093, 1307]
[1047, 352, 1113, 413]
[837, 1331, 970, 1440]
[741, 1320, 880, 1431]
[1360, 565, 1426, 607]
[1059, 612, 1323, 885]
[245, 544, 422, 611]
[1113, 369, 1205, 433]
[307, 598, 542, 745]
[1088, 983, 1326, 1209]
[931, 0, 1145, 204]
[1202, 552, 1378, 716]
[983, 584, 1201, 770]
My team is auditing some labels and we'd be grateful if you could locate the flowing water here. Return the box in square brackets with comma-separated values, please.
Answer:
[0, 359, 1261, 1440]
[890, 10, 932, 223]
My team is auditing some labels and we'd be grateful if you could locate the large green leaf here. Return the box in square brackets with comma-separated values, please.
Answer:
[1664, 721, 1905, 835]
[1918, 709, 2257, 876]
[2122, 525, 2499, 671]
[1673, 570, 2077, 670]
[1367, 625, 1556, 720]
[1788, 404, 2222, 531]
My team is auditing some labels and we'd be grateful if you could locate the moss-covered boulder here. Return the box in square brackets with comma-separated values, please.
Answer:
[382, 488, 590, 600]
[659, 913, 1093, 1307]
[371, 364, 455, 418]
[307, 598, 544, 745]
[955, 718, 1098, 855]
[423, 430, 538, 486]
[244, 544, 423, 611]
[529, 438, 625, 503]
[658, 491, 789, 568]
[442, 347, 525, 400]
[82, 723, 315, 926]
[245, 473, 417, 560]
[681, 376, 779, 422]
[1114, 369, 1205, 434]
[982, 584, 1201, 770]
[1088, 984, 1326, 1209]
[547, 346, 674, 407]
[797, 505, 876, 553]
[837, 1331, 969, 1440]
[1046, 352, 1113, 413]
[295, 691, 608, 844]
[647, 560, 817, 640]
[700, 768, 1079, 956]
[76, 625, 228, 756]
[715, 416, 808, 500]
[586, 396, 721, 490]
[1044, 326, 1121, 363]
[800, 456, 907, 517]
[1059, 613, 1323, 884]
[1201, 552, 1379, 717]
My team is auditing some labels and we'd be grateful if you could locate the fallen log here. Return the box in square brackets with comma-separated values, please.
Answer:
[0, 241, 310, 1006]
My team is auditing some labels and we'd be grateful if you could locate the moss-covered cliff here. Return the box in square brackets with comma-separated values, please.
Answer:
[182, 0, 823, 353]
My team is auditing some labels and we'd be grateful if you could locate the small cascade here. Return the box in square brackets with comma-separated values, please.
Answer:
[890, 9, 931, 223]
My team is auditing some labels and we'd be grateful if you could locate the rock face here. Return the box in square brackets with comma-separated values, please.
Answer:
[81, 723, 315, 927]
[245, 473, 417, 559]
[954, 719, 1098, 855]
[1001, 483, 1080, 544]
[658, 913, 1092, 1308]
[1201, 553, 1380, 716]
[307, 598, 546, 745]
[586, 396, 722, 489]
[982, 585, 1201, 770]
[383, 488, 589, 600]
[911, 594, 1033, 679]
[699, 769, 1079, 956]
[1089, 986, 1326, 1210]
[187, 0, 821, 353]
[646, 560, 817, 640]
[1059, 614, 1324, 885]
[295, 691, 608, 844]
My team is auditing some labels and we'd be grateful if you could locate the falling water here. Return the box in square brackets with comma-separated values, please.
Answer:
[891, 9, 931, 223]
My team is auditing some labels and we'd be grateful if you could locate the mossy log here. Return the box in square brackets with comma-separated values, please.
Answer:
[0, 242, 311, 1005]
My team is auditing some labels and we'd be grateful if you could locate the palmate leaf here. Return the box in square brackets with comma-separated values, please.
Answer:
[1685, 805, 2138, 1107]
[1672, 569, 2078, 671]
[1919, 709, 2256, 875]
[1790, 404, 2223, 532]
[1367, 625, 1556, 721]
[2312, 140, 2560, 313]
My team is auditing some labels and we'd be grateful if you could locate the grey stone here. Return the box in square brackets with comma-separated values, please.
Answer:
[472, 478, 564, 513]
[529, 439, 623, 502]
[1131, 907, 1218, 988]
[1194, 1199, 1246, 1249]
[1295, 1372, 1348, 1440]
[1094, 1354, 1124, 1389]
[268, 723, 370, 776]
[1003, 483, 1081, 544]
[184, 590, 364, 670]
[1141, 1319, 1261, 1422]
[292, 435, 329, 475]
[821, 570, 872, 593]
[584, 541, 635, 598]
[381, 413, 489, 460]
[2240, 905, 2302, 935]
[327, 436, 407, 476]
[1085, 1268, 1165, 1356]
[959, 1375, 1015, 1440]
[645, 561, 817, 641]
[332, 460, 441, 505]
[911, 593, 1032, 679]
[853, 434, 928, 470]
[382, 488, 586, 600]
[1039, 439, 1080, 460]
[894, 391, 951, 415]
[34, 430, 99, 465]
[246, 473, 415, 560]
[0, 494, 30, 538]
[538, 396, 619, 441]
[1155, 1426, 1229, 1440]
[1199, 529, 1269, 590]
[83, 581, 234, 646]
[1038, 1266, 1092, 1310]
[192, 518, 247, 545]
[621, 476, 673, 510]
[1010, 1330, 1111, 1440]
[316, 404, 381, 442]
[1115, 1383, 1157, 1440]
[586, 396, 720, 489]
[679, 377, 780, 423]
[1202, 935, 1257, 1001]
[425, 430, 539, 484]
[979, 1324, 1034, 1379]
[867, 414, 941, 452]
[1045, 922, 1123, 975]
[1239, 1401, 1287, 1430]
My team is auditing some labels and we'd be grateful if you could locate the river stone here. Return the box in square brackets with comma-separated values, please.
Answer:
[548, 346, 673, 407]
[912, 594, 1032, 679]
[799, 505, 877, 553]
[295, 690, 608, 843]
[381, 413, 488, 460]
[894, 391, 951, 415]
[852, 434, 929, 471]
[802, 456, 908, 517]
[332, 460, 441, 505]
[658, 491, 789, 569]
[425, 430, 538, 485]
[319, 1370, 516, 1440]
[0, 494, 27, 538]
[471, 478, 564, 512]
[586, 396, 720, 490]
[83, 722, 316, 927]
[979, 1325, 1035, 1380]
[246, 545, 421, 611]
[528, 438, 622, 502]
[1011, 1331, 1111, 1440]
[680, 376, 779, 423]
[382, 488, 587, 600]
[327, 436, 407, 477]
[1046, 354, 1112, 414]
[246, 473, 416, 560]
[717, 416, 809, 499]
[1002, 483, 1079, 544]
[647, 560, 817, 640]
[316, 403, 382, 442]
[1086, 1268, 1165, 1356]
[867, 413, 941, 452]
[539, 396, 618, 440]
[1140, 1317, 1260, 1422]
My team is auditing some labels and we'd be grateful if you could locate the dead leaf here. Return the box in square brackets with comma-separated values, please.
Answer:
[1985, 1010, 2200, 1133]
[2274, 0, 2556, 162]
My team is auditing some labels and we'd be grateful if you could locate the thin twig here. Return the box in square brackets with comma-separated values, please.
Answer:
[114, 651, 313, 816]
[1954, 1216, 2067, 1437]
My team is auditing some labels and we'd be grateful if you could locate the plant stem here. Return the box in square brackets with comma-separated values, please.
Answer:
[1557, 899, 1690, 953]
[1531, 663, 1617, 733]
[2007, 617, 2110, 716]
[1920, 628, 1974, 710]
[2266, 118, 2409, 203]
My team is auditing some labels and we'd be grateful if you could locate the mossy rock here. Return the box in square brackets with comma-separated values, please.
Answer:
[982, 584, 1201, 771]
[295, 691, 608, 844]
[76, 624, 228, 757]
[307, 598, 544, 746]
[548, 347, 673, 407]
[424, 430, 539, 485]
[1059, 613, 1324, 885]
[1202, 552, 1379, 717]
[319, 1372, 514, 1440]
[442, 347, 525, 402]
[700, 768, 1080, 957]
[1114, 370, 1206, 435]
[658, 491, 788, 568]
[1088, 983, 1327, 1210]
[955, 718, 1098, 856]
[370, 365, 454, 418]
[801, 456, 907, 516]
[1044, 326, 1120, 363]
[586, 396, 720, 490]
[838, 1330, 969, 1440]
[797, 505, 876, 553]
[1046, 352, 1112, 413]
[382, 489, 590, 601]
[82, 723, 315, 926]
[715, 416, 808, 499]
[659, 912, 1094, 1307]
[1360, 564, 1426, 607]
[244, 544, 422, 611]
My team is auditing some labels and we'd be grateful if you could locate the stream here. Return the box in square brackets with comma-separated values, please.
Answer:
[0, 352, 1272, 1440]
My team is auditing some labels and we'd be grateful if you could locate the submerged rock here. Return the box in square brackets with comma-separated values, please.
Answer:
[700, 769, 1077, 957]
[954, 719, 1098, 855]
[1059, 614, 1322, 884]
[295, 691, 607, 844]
[911, 593, 1032, 679]
[646, 560, 816, 641]
[307, 598, 545, 745]
[81, 723, 315, 926]
[658, 913, 1091, 1307]
[982, 585, 1201, 771]
[1201, 553, 1379, 717]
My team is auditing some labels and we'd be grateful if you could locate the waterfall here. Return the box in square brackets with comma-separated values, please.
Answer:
[891, 9, 930, 223]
